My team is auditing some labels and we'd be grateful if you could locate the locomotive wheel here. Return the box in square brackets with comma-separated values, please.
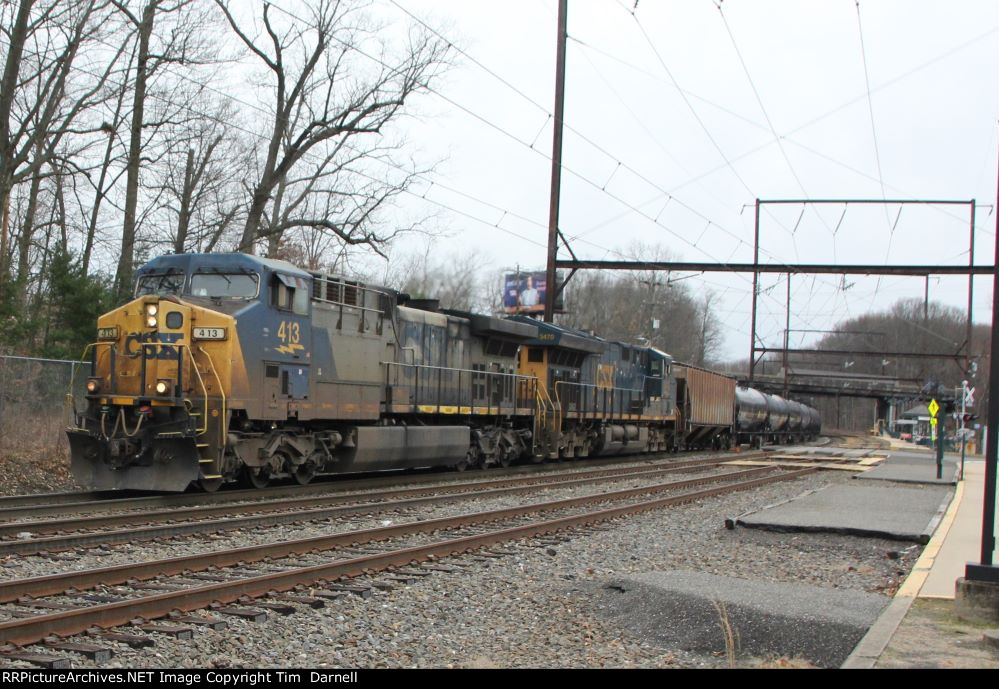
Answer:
[456, 447, 475, 472]
[243, 466, 270, 489]
[294, 463, 316, 486]
[198, 476, 224, 492]
[497, 446, 512, 468]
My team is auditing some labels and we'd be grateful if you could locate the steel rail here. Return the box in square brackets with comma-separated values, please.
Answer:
[0, 491, 125, 509]
[0, 455, 741, 539]
[0, 449, 748, 522]
[0, 457, 761, 557]
[0, 467, 814, 646]
[0, 466, 775, 603]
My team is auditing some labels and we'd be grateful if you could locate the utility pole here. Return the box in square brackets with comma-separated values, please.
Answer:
[960, 379, 968, 482]
[544, 0, 568, 323]
[783, 273, 791, 398]
[924, 275, 929, 324]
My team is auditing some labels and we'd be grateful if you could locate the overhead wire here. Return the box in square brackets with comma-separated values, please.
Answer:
[713, 1, 812, 259]
[853, 0, 894, 310]
[39, 2, 989, 357]
[570, 20, 999, 235]
[617, 2, 853, 335]
[269, 0, 849, 346]
[389, 0, 778, 270]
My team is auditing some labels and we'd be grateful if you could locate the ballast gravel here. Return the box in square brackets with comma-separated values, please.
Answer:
[0, 468, 922, 669]
[0, 465, 734, 580]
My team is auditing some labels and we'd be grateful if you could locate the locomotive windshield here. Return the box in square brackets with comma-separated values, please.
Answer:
[190, 271, 258, 299]
[136, 271, 185, 296]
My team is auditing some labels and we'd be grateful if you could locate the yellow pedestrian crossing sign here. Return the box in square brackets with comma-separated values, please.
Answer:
[930, 418, 938, 427]
[928, 399, 940, 418]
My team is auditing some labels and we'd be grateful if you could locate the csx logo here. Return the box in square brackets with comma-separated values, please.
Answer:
[125, 332, 182, 359]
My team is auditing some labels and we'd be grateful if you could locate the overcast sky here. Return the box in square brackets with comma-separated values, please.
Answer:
[348, 0, 999, 360]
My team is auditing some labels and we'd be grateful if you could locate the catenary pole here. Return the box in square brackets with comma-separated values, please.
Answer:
[544, 0, 568, 323]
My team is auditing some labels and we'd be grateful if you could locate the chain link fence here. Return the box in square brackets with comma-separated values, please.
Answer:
[0, 354, 87, 457]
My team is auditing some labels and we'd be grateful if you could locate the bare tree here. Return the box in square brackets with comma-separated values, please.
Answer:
[111, 0, 220, 299]
[380, 242, 487, 311]
[146, 98, 249, 254]
[0, 0, 121, 296]
[694, 289, 723, 366]
[214, 0, 449, 255]
[558, 244, 715, 363]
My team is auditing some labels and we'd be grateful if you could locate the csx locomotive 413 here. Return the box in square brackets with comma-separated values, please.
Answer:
[67, 253, 820, 492]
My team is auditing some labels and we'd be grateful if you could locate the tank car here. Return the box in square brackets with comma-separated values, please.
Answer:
[734, 386, 769, 447]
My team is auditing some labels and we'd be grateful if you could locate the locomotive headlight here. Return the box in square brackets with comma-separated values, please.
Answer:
[146, 315, 158, 328]
[146, 303, 158, 316]
[155, 380, 170, 395]
[86, 378, 100, 393]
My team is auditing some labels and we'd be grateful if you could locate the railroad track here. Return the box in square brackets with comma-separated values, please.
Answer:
[0, 455, 759, 556]
[0, 464, 815, 665]
[0, 448, 754, 522]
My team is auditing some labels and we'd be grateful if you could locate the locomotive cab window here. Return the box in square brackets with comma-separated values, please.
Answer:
[190, 272, 258, 299]
[272, 274, 310, 315]
[136, 271, 185, 297]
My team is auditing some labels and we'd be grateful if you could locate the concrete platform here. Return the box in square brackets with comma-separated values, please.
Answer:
[771, 446, 881, 459]
[735, 482, 952, 543]
[920, 459, 984, 599]
[593, 571, 887, 668]
[856, 449, 959, 485]
[843, 453, 999, 668]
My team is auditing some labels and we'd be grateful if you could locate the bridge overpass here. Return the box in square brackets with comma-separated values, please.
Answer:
[732, 368, 957, 403]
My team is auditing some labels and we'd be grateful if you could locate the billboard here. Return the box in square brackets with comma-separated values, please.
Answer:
[502, 271, 564, 315]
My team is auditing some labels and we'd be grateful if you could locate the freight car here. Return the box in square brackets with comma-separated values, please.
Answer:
[733, 386, 822, 447]
[67, 253, 820, 492]
[674, 363, 735, 450]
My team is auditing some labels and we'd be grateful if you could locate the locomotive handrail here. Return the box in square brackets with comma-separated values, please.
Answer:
[310, 274, 390, 315]
[550, 383, 564, 431]
[533, 384, 558, 457]
[553, 380, 645, 420]
[311, 296, 385, 316]
[381, 360, 535, 378]
[381, 360, 537, 413]
[138, 341, 209, 436]
[66, 340, 209, 435]
[66, 341, 114, 429]
[197, 345, 227, 447]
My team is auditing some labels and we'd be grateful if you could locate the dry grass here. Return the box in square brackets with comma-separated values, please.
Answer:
[712, 599, 739, 668]
[750, 655, 817, 669]
[0, 408, 79, 495]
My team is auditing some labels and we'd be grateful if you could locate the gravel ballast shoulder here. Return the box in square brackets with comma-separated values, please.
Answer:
[590, 570, 888, 667]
